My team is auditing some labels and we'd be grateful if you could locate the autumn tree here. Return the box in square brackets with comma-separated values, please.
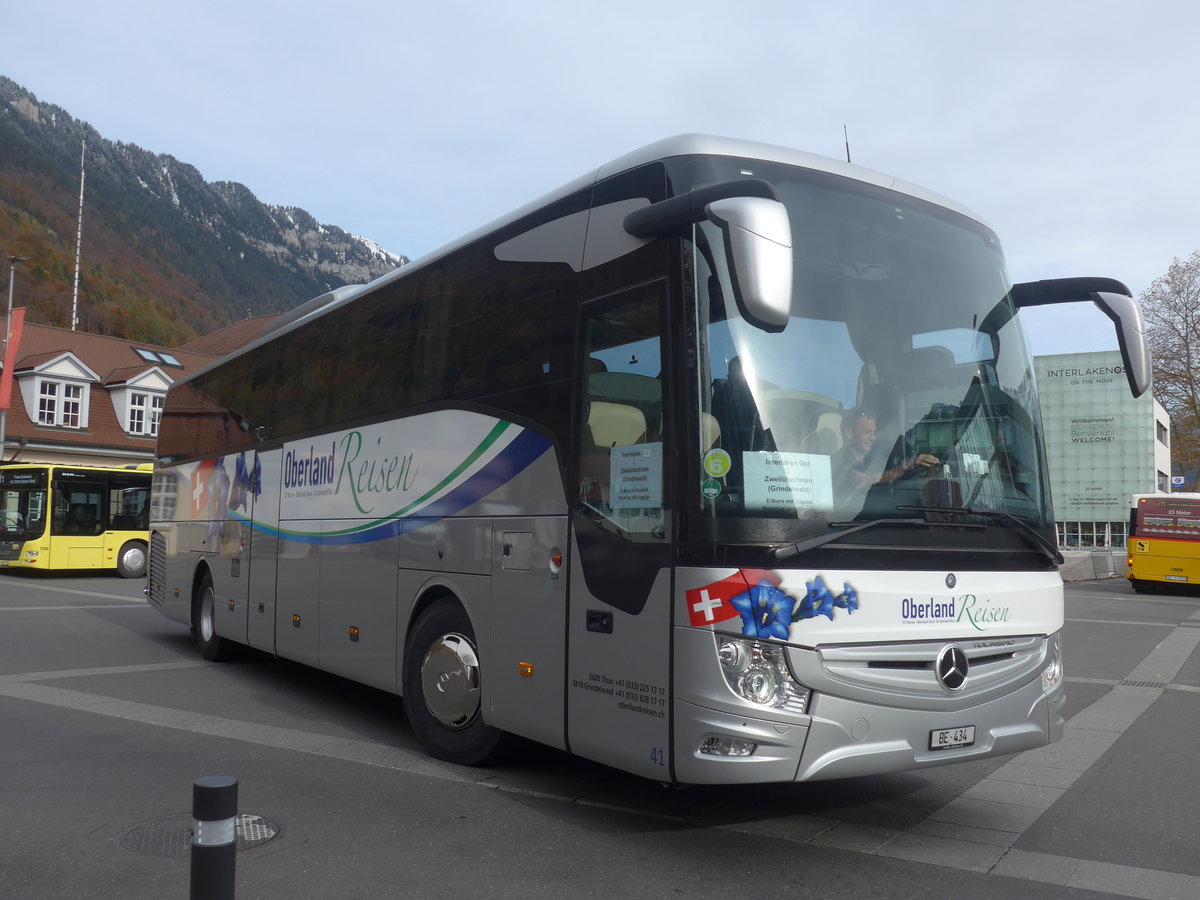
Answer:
[1141, 249, 1200, 480]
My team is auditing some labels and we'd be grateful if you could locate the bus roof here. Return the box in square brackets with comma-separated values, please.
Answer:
[185, 134, 990, 382]
[0, 462, 153, 472]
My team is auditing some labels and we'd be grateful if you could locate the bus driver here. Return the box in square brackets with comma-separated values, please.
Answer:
[832, 408, 940, 503]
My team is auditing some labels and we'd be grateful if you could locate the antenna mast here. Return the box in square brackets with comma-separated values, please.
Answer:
[71, 138, 86, 331]
[843, 125, 852, 164]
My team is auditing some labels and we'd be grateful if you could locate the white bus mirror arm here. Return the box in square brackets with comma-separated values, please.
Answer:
[1011, 277, 1151, 398]
[1091, 291, 1152, 399]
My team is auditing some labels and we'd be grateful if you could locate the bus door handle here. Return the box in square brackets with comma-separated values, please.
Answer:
[586, 609, 613, 634]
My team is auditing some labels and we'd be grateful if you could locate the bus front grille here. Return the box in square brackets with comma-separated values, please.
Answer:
[803, 635, 1049, 707]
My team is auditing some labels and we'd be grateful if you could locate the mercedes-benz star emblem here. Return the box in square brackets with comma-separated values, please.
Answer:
[945, 573, 957, 589]
[936, 644, 969, 692]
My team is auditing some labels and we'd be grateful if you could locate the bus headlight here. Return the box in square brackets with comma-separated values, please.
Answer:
[717, 637, 811, 713]
[1041, 633, 1063, 693]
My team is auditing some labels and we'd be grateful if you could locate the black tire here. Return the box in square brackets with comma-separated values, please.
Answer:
[1130, 578, 1149, 594]
[115, 540, 147, 579]
[191, 570, 235, 661]
[402, 599, 507, 766]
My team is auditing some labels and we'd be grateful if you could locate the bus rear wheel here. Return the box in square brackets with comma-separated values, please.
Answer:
[192, 571, 235, 662]
[116, 540, 147, 579]
[402, 599, 507, 766]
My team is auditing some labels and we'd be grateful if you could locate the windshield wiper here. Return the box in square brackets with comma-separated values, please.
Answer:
[898, 505, 1063, 565]
[773, 518, 931, 561]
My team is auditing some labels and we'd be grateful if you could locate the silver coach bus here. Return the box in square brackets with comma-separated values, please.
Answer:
[147, 135, 1149, 783]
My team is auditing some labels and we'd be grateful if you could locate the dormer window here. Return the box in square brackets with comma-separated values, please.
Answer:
[37, 380, 87, 428]
[109, 366, 172, 438]
[128, 391, 164, 436]
[17, 354, 97, 431]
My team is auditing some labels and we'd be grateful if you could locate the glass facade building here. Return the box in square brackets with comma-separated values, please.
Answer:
[1035, 350, 1171, 550]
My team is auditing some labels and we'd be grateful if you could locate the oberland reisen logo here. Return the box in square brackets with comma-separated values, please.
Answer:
[936, 644, 969, 692]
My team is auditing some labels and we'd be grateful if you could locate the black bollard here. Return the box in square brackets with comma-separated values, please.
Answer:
[191, 776, 238, 900]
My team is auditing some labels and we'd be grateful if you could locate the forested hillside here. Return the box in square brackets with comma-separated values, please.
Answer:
[0, 76, 406, 346]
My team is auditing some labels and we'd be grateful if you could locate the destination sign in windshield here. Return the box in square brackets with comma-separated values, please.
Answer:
[1136, 497, 1200, 536]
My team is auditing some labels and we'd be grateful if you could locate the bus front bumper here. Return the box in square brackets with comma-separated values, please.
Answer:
[672, 677, 1064, 784]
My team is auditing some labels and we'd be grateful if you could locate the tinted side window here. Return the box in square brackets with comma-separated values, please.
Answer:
[163, 188, 590, 459]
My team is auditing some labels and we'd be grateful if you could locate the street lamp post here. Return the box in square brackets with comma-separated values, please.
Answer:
[1, 255, 33, 462]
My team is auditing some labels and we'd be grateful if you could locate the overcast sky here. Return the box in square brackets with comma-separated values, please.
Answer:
[7, 1, 1198, 355]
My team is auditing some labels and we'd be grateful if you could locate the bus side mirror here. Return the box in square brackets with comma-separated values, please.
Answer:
[1012, 277, 1151, 398]
[704, 196, 793, 333]
[623, 180, 793, 333]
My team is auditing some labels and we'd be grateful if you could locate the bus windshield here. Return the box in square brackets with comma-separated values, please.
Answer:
[0, 468, 48, 541]
[690, 159, 1052, 553]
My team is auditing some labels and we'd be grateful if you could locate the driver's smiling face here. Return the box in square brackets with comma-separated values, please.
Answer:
[847, 414, 876, 458]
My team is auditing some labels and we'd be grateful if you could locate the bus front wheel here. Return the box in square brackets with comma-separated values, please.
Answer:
[402, 599, 507, 766]
[192, 571, 235, 662]
[116, 540, 148, 579]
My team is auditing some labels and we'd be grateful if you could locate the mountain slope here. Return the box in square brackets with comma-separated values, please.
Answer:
[0, 76, 406, 345]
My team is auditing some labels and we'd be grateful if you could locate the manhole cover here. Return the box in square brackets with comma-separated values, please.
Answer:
[121, 813, 283, 858]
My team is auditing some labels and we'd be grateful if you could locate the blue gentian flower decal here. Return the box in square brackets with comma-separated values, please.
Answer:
[834, 583, 858, 613]
[730, 580, 796, 640]
[793, 576, 860, 622]
[795, 575, 836, 620]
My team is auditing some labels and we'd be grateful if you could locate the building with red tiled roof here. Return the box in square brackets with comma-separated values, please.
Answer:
[0, 316, 266, 466]
[177, 314, 279, 357]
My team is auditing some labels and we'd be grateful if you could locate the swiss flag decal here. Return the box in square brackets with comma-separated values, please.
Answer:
[684, 570, 783, 628]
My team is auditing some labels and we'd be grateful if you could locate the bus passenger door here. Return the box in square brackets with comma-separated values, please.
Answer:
[489, 514, 569, 749]
[51, 474, 106, 569]
[566, 284, 674, 780]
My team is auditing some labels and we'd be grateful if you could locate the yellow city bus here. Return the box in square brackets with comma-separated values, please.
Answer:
[0, 463, 152, 577]
[1127, 492, 1200, 592]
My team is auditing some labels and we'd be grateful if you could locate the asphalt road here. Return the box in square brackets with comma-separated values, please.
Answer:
[1, 573, 1197, 899]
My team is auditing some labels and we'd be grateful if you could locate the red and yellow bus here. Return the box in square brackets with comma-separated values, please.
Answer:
[1127, 493, 1200, 592]
[0, 463, 152, 577]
